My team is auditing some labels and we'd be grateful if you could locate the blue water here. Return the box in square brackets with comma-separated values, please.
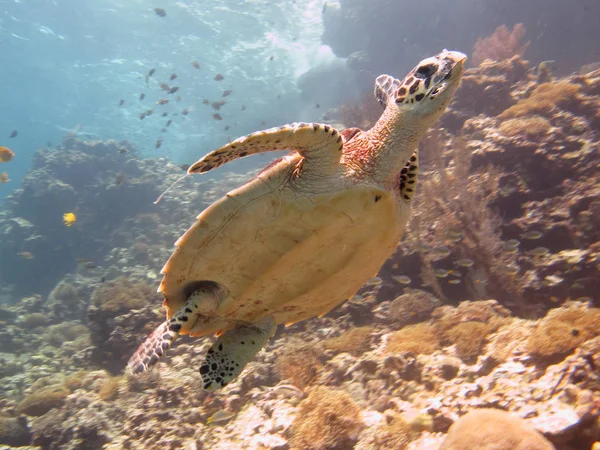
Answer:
[0, 0, 336, 200]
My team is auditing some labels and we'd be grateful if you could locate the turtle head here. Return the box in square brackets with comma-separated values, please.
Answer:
[375, 49, 466, 126]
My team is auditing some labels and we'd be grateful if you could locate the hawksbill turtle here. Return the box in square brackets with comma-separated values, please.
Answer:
[128, 49, 467, 390]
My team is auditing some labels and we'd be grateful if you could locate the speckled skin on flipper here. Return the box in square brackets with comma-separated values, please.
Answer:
[188, 122, 344, 175]
[199, 317, 276, 391]
[127, 50, 466, 389]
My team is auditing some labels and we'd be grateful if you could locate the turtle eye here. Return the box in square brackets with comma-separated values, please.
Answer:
[415, 64, 437, 79]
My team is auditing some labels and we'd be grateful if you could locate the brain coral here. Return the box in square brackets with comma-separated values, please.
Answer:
[440, 409, 555, 450]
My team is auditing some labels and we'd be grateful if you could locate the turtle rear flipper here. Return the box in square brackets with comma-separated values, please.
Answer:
[128, 321, 175, 374]
[199, 317, 276, 391]
[188, 122, 343, 176]
[127, 287, 222, 374]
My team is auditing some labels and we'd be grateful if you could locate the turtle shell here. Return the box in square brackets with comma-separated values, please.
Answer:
[159, 154, 406, 337]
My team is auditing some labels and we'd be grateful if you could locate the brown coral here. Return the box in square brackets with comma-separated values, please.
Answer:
[290, 386, 364, 450]
[387, 289, 439, 328]
[472, 24, 530, 67]
[373, 415, 411, 449]
[98, 376, 123, 401]
[91, 276, 157, 313]
[386, 323, 439, 355]
[44, 322, 90, 347]
[16, 385, 69, 417]
[435, 301, 511, 361]
[275, 340, 323, 389]
[322, 326, 376, 356]
[498, 116, 552, 139]
[499, 81, 581, 119]
[527, 302, 600, 359]
[0, 416, 31, 447]
[440, 409, 554, 450]
[17, 312, 47, 329]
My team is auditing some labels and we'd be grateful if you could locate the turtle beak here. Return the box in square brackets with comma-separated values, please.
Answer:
[445, 50, 468, 66]
[438, 50, 467, 83]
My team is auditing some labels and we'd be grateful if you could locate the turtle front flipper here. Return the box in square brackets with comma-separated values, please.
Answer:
[199, 317, 276, 391]
[188, 122, 343, 176]
[127, 287, 221, 375]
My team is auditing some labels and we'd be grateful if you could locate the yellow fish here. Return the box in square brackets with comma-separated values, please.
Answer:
[63, 212, 77, 227]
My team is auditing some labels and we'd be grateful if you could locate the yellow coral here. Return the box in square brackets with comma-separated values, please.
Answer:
[290, 386, 364, 450]
[443, 322, 495, 361]
[374, 415, 412, 449]
[386, 323, 439, 355]
[322, 326, 376, 356]
[98, 375, 123, 401]
[527, 303, 600, 358]
[499, 81, 581, 119]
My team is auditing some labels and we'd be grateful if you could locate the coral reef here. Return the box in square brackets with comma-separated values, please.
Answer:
[0, 57, 599, 449]
[471, 23, 530, 67]
[289, 386, 364, 450]
[377, 63, 600, 314]
[440, 408, 555, 450]
[87, 276, 162, 373]
[275, 339, 324, 389]
[321, 0, 600, 86]
[0, 415, 31, 447]
[527, 302, 600, 360]
[16, 384, 69, 416]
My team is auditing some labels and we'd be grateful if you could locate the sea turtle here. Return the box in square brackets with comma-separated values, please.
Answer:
[128, 49, 467, 390]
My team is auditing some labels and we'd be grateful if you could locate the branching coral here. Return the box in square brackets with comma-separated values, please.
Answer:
[290, 386, 364, 450]
[405, 131, 524, 310]
[472, 24, 530, 67]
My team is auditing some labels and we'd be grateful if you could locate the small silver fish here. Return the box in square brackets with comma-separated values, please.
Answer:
[270, 384, 304, 399]
[522, 230, 543, 240]
[432, 246, 451, 258]
[207, 410, 235, 425]
[392, 275, 411, 285]
[365, 277, 382, 286]
[446, 230, 463, 242]
[434, 269, 449, 278]
[498, 266, 519, 276]
[528, 247, 550, 257]
[456, 258, 474, 268]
